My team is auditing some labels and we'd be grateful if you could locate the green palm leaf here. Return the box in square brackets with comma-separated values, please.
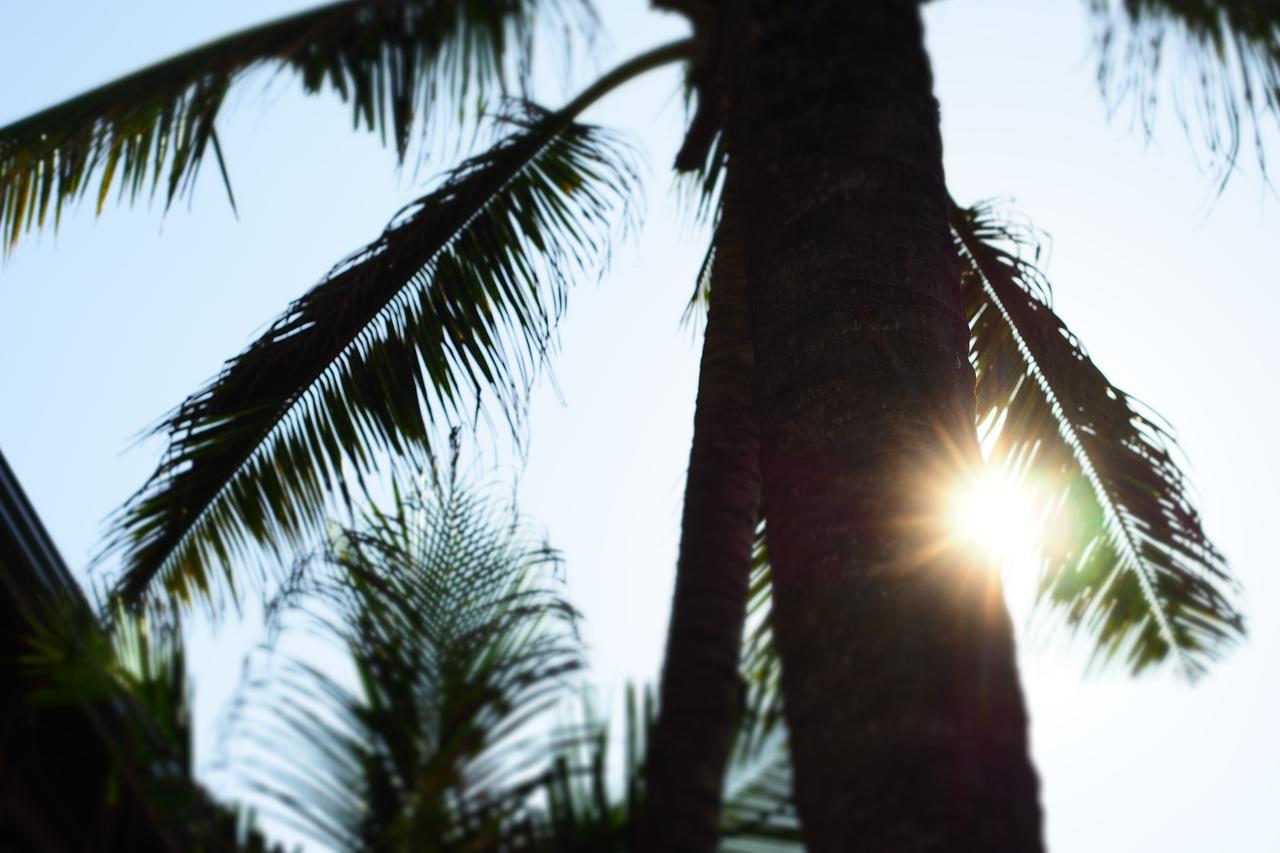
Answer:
[717, 696, 799, 852]
[1089, 0, 1280, 179]
[105, 100, 638, 610]
[217, 480, 582, 850]
[0, 0, 588, 250]
[951, 198, 1245, 677]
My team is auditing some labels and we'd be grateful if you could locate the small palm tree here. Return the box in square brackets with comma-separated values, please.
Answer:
[1, 1, 1262, 848]
[27, 476, 802, 850]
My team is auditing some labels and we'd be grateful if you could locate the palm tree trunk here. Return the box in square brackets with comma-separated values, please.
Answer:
[723, 2, 1043, 849]
[638, 213, 760, 851]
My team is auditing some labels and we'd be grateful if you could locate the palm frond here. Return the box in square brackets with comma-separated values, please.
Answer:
[0, 0, 589, 250]
[736, 203, 1243, 679]
[1089, 0, 1280, 181]
[218, 480, 582, 850]
[22, 599, 191, 759]
[674, 129, 726, 225]
[671, 40, 727, 227]
[951, 197, 1244, 677]
[106, 102, 638, 610]
[669, 0, 727, 219]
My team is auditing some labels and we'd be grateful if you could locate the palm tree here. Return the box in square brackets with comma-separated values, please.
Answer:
[0, 0, 1261, 848]
[27, 473, 803, 850]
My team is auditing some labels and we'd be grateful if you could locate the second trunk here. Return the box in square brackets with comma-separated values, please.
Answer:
[639, 213, 760, 851]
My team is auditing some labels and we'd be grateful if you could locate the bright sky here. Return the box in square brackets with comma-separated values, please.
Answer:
[3, 2, 1278, 850]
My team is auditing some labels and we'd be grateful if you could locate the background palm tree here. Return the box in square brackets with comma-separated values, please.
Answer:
[24, 472, 803, 850]
[0, 0, 1265, 848]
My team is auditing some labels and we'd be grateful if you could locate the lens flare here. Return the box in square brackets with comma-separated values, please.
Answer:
[946, 469, 1039, 571]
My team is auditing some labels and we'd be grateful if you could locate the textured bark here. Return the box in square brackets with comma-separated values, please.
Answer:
[724, 2, 1044, 849]
[638, 214, 760, 852]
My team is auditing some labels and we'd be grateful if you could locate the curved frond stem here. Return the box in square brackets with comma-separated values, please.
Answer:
[955, 204, 1181, 663]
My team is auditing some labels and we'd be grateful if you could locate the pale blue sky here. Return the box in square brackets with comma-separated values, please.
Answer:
[2, 2, 1278, 850]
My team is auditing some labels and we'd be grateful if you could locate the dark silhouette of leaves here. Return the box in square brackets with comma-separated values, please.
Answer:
[733, 201, 1244, 684]
[21, 601, 280, 850]
[106, 102, 638, 611]
[0, 0, 591, 250]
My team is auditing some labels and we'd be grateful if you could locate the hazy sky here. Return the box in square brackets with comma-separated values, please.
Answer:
[3, 2, 1278, 850]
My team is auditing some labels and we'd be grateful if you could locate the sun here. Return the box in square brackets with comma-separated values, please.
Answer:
[945, 468, 1040, 570]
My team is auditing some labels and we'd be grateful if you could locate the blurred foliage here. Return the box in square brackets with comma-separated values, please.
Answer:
[0, 0, 595, 250]
[1089, 0, 1280, 181]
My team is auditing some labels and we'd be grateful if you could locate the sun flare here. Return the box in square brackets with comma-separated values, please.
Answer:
[946, 469, 1039, 570]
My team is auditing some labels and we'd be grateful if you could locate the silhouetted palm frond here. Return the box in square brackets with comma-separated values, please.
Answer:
[106, 104, 638, 610]
[1089, 0, 1280, 179]
[22, 599, 192, 769]
[951, 198, 1244, 677]
[674, 129, 726, 226]
[0, 0, 590, 249]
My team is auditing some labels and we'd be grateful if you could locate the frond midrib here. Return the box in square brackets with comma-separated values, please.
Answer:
[115, 39, 694, 605]
[950, 208, 1188, 673]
